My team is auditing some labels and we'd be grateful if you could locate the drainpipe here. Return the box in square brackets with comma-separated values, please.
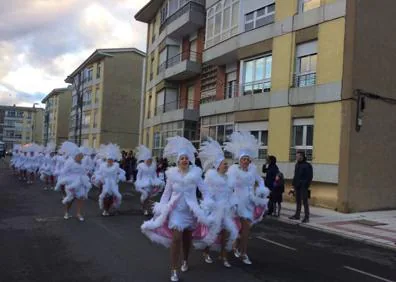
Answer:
[138, 57, 147, 146]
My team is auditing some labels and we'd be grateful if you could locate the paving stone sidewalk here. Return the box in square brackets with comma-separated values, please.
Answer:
[275, 201, 396, 251]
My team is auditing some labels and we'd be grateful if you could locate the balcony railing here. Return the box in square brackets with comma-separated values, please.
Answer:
[159, 0, 205, 34]
[289, 147, 313, 162]
[158, 51, 202, 74]
[293, 72, 316, 88]
[155, 99, 197, 116]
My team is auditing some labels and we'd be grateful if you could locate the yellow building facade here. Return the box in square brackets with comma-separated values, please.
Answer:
[42, 88, 72, 147]
[137, 0, 396, 212]
[66, 48, 145, 150]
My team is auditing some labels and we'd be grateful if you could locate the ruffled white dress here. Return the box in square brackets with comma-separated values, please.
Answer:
[134, 162, 164, 203]
[194, 169, 239, 251]
[55, 158, 92, 204]
[141, 166, 211, 248]
[82, 155, 95, 176]
[227, 163, 270, 224]
[25, 155, 38, 173]
[53, 155, 66, 178]
[39, 154, 55, 180]
[96, 162, 126, 209]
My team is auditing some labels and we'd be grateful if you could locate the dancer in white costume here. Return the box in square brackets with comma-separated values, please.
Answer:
[141, 136, 212, 282]
[81, 147, 95, 177]
[39, 142, 56, 190]
[55, 141, 92, 221]
[96, 143, 126, 216]
[24, 144, 40, 184]
[195, 138, 239, 268]
[134, 145, 164, 215]
[10, 144, 21, 175]
[224, 131, 270, 265]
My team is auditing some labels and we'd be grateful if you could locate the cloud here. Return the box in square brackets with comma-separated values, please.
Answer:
[0, 0, 149, 107]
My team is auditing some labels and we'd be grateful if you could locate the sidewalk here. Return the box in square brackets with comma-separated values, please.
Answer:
[274, 202, 396, 251]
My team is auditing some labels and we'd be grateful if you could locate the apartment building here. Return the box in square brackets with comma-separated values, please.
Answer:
[0, 105, 44, 149]
[135, 0, 206, 156]
[136, 0, 396, 212]
[41, 87, 72, 147]
[65, 48, 145, 149]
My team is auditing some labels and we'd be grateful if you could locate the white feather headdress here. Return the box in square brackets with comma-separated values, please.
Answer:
[46, 142, 56, 154]
[13, 144, 21, 152]
[224, 131, 261, 160]
[136, 145, 152, 162]
[199, 137, 225, 171]
[59, 141, 79, 157]
[79, 146, 92, 156]
[163, 136, 196, 163]
[104, 143, 121, 161]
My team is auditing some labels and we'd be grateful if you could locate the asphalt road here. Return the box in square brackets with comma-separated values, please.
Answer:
[0, 159, 395, 282]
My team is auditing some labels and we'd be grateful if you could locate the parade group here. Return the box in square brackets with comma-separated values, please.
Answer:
[9, 132, 275, 282]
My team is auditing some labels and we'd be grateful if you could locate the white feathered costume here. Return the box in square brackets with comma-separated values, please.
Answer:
[224, 132, 270, 224]
[54, 141, 92, 204]
[141, 136, 212, 248]
[194, 138, 239, 251]
[39, 142, 56, 181]
[96, 143, 126, 210]
[24, 144, 40, 173]
[10, 144, 21, 168]
[134, 145, 164, 203]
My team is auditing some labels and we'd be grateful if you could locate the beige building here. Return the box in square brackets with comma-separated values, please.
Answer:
[0, 105, 44, 149]
[65, 48, 145, 149]
[136, 0, 396, 212]
[41, 87, 72, 147]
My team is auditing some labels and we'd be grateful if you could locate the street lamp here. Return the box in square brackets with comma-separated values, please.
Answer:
[32, 103, 39, 143]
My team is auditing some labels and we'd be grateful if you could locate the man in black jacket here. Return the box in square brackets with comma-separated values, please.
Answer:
[265, 156, 279, 215]
[289, 151, 313, 223]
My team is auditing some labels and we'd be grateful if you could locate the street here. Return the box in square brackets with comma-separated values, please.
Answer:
[0, 161, 395, 282]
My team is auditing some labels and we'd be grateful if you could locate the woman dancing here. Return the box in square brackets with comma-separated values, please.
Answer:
[224, 131, 270, 265]
[134, 145, 164, 215]
[141, 136, 212, 282]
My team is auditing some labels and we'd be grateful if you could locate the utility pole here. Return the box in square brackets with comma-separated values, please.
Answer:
[72, 73, 84, 146]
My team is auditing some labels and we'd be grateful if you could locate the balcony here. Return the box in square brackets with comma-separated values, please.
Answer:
[158, 51, 202, 81]
[160, 1, 205, 39]
[200, 81, 272, 117]
[293, 72, 316, 88]
[144, 99, 199, 128]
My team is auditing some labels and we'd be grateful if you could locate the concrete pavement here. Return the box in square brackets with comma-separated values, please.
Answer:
[1, 160, 395, 282]
[277, 201, 396, 251]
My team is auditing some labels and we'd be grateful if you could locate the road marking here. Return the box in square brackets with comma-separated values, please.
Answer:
[93, 221, 123, 240]
[344, 266, 395, 282]
[256, 236, 297, 251]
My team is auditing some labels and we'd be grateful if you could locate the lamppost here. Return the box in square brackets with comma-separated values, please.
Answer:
[32, 103, 39, 143]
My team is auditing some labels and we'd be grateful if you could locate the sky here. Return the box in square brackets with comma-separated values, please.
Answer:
[0, 0, 150, 108]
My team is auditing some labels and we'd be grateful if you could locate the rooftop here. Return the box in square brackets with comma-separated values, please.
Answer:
[41, 87, 71, 103]
[65, 48, 146, 83]
[135, 0, 164, 23]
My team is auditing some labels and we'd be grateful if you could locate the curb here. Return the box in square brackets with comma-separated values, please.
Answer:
[271, 216, 396, 252]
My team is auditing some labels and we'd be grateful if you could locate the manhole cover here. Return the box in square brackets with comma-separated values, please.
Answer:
[351, 219, 387, 227]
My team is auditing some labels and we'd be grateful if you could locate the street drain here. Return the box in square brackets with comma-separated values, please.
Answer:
[351, 219, 388, 227]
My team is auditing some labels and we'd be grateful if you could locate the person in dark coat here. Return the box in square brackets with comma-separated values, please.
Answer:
[289, 151, 313, 223]
[271, 172, 285, 217]
[265, 155, 279, 216]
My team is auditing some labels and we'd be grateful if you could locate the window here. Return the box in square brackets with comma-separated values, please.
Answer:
[291, 118, 314, 161]
[200, 114, 234, 146]
[243, 55, 272, 95]
[93, 110, 97, 128]
[236, 122, 268, 159]
[205, 0, 240, 48]
[156, 90, 165, 115]
[299, 0, 320, 13]
[96, 63, 101, 79]
[95, 87, 100, 103]
[295, 41, 317, 87]
[225, 71, 237, 99]
[187, 86, 195, 109]
[86, 68, 93, 81]
[245, 3, 275, 31]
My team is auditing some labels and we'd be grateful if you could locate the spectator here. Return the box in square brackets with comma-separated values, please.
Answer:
[271, 172, 285, 217]
[194, 152, 202, 169]
[289, 151, 313, 223]
[265, 155, 279, 215]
